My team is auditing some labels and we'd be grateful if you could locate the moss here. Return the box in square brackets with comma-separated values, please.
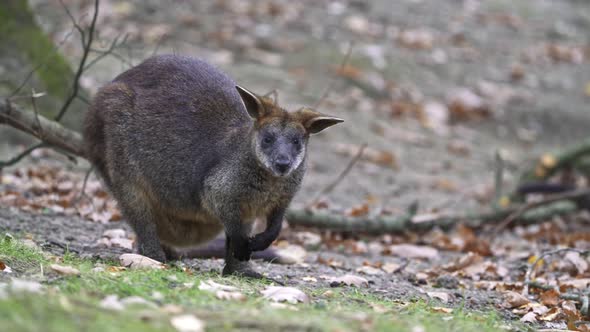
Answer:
[0, 0, 73, 108]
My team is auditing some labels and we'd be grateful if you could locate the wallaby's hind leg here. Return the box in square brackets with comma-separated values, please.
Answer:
[113, 189, 167, 262]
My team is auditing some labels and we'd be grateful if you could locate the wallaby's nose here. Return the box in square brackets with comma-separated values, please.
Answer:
[274, 156, 291, 174]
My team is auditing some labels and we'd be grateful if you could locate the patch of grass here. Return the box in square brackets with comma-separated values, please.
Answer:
[0, 294, 172, 332]
[0, 236, 47, 275]
[0, 238, 525, 331]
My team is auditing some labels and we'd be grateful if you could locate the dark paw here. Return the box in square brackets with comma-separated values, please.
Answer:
[232, 236, 252, 261]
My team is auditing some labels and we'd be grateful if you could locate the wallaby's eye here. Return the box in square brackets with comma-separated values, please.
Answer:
[263, 136, 274, 145]
[292, 138, 301, 146]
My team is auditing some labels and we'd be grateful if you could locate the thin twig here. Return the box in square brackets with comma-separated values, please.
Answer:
[58, 0, 87, 47]
[493, 149, 504, 208]
[523, 248, 590, 296]
[313, 42, 354, 109]
[72, 166, 95, 210]
[492, 188, 590, 235]
[306, 143, 367, 208]
[55, 0, 100, 122]
[0, 142, 46, 170]
[84, 33, 129, 71]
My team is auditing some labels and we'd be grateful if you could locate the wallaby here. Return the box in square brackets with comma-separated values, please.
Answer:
[84, 54, 342, 277]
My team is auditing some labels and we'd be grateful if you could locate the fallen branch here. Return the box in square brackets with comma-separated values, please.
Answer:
[492, 188, 590, 235]
[286, 199, 578, 235]
[519, 136, 590, 184]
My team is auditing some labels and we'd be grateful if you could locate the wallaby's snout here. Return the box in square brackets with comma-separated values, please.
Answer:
[274, 154, 291, 175]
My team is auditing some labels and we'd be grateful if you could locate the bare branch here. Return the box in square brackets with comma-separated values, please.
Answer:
[59, 0, 87, 47]
[0, 99, 85, 158]
[84, 34, 130, 71]
[492, 188, 590, 235]
[55, 0, 100, 122]
[306, 143, 367, 208]
[0, 142, 46, 170]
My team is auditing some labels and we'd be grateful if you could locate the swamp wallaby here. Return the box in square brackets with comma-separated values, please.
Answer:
[84, 54, 342, 277]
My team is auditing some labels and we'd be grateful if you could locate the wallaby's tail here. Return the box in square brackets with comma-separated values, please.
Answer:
[83, 98, 111, 187]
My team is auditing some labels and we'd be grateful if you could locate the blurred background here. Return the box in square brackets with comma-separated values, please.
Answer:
[1, 0, 589, 218]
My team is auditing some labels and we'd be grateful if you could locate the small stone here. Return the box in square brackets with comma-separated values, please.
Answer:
[434, 275, 460, 289]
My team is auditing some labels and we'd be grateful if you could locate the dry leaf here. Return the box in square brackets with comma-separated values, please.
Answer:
[110, 238, 134, 250]
[539, 289, 560, 306]
[330, 275, 369, 287]
[381, 263, 401, 274]
[427, 291, 451, 303]
[356, 265, 383, 276]
[0, 261, 12, 273]
[50, 264, 80, 276]
[503, 291, 530, 308]
[397, 29, 434, 50]
[198, 280, 239, 292]
[99, 295, 124, 311]
[431, 307, 453, 314]
[443, 252, 482, 272]
[103, 229, 127, 239]
[120, 296, 157, 308]
[215, 290, 246, 301]
[389, 244, 439, 259]
[539, 307, 562, 321]
[119, 254, 164, 269]
[520, 312, 537, 323]
[274, 244, 306, 265]
[171, 314, 206, 332]
[261, 286, 309, 304]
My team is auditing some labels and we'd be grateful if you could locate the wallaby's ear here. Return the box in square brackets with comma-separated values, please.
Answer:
[236, 85, 264, 119]
[297, 108, 344, 134]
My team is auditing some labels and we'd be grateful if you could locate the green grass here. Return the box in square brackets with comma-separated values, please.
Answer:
[0, 237, 524, 332]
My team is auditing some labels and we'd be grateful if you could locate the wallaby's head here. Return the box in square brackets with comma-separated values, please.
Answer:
[236, 86, 343, 178]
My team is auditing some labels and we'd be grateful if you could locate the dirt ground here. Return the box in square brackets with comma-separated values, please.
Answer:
[2, 0, 590, 329]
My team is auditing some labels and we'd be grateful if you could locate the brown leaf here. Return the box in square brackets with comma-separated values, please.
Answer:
[261, 286, 309, 304]
[503, 291, 530, 309]
[50, 264, 80, 276]
[443, 252, 482, 272]
[389, 244, 439, 259]
[520, 312, 537, 323]
[119, 254, 164, 269]
[539, 289, 560, 306]
[330, 274, 369, 287]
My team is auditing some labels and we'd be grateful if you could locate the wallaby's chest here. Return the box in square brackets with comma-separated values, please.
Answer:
[238, 178, 293, 220]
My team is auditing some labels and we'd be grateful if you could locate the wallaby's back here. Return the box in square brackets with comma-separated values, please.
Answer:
[85, 55, 250, 209]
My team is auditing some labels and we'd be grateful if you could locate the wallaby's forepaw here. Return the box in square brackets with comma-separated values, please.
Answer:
[231, 236, 252, 261]
[248, 234, 270, 252]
